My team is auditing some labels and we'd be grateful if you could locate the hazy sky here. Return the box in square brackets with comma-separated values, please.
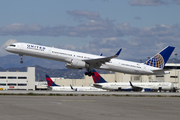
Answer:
[0, 0, 180, 60]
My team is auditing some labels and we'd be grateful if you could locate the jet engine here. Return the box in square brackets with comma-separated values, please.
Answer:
[65, 59, 87, 69]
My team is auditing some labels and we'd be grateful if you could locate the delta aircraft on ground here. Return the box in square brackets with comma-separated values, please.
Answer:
[6, 42, 175, 76]
[46, 75, 106, 92]
[70, 85, 106, 92]
[46, 75, 73, 91]
[92, 70, 177, 92]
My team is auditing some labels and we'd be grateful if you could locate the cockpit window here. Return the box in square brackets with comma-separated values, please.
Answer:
[10, 45, 16, 47]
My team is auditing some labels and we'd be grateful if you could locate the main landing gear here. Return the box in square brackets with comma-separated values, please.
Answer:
[85, 66, 95, 76]
[20, 55, 23, 64]
[85, 71, 94, 76]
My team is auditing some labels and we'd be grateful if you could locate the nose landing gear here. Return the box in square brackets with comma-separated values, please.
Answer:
[20, 55, 23, 64]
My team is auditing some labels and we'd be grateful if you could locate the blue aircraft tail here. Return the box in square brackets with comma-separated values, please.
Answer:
[45, 75, 60, 87]
[144, 46, 175, 69]
[92, 70, 107, 83]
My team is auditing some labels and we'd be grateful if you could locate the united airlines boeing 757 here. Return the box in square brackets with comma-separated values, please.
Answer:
[6, 42, 175, 76]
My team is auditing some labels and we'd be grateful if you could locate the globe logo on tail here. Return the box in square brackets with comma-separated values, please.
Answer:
[144, 54, 164, 68]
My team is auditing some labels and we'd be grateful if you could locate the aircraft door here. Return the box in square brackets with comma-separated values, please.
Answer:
[20, 44, 24, 50]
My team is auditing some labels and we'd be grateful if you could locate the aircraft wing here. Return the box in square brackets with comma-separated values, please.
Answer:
[83, 49, 122, 64]
[129, 81, 143, 91]
[93, 84, 103, 88]
[129, 81, 151, 92]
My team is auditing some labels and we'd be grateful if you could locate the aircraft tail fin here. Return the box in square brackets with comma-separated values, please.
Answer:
[129, 81, 133, 87]
[144, 46, 175, 69]
[45, 75, 60, 87]
[92, 69, 107, 83]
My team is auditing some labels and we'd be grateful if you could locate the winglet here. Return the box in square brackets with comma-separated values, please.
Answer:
[70, 85, 73, 90]
[70, 85, 77, 91]
[109, 48, 122, 59]
[116, 48, 122, 56]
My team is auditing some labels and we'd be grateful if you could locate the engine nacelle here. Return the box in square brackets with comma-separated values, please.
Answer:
[66, 59, 87, 69]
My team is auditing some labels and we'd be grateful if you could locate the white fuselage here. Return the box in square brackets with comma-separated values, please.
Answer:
[94, 82, 174, 91]
[72, 86, 107, 91]
[51, 86, 106, 92]
[6, 43, 165, 75]
[51, 86, 73, 91]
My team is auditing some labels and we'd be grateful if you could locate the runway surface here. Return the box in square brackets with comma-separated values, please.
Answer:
[0, 90, 180, 97]
[0, 95, 179, 120]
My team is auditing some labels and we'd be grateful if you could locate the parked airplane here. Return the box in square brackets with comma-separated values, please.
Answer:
[70, 85, 106, 92]
[6, 43, 175, 76]
[92, 69, 177, 92]
[46, 75, 106, 92]
[46, 75, 73, 91]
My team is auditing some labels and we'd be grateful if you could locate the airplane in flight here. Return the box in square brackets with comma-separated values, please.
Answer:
[6, 42, 175, 76]
[91, 69, 177, 92]
[46, 74, 106, 91]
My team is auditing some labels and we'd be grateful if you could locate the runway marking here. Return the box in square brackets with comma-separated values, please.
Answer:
[48, 102, 62, 105]
[61, 100, 96, 102]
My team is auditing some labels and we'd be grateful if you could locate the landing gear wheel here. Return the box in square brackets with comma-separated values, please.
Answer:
[20, 55, 23, 64]
[85, 72, 94, 76]
[88, 73, 91, 76]
[85, 72, 89, 75]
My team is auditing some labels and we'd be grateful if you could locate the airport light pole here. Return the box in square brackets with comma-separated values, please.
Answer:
[37, 74, 39, 85]
[147, 57, 151, 82]
[174, 53, 178, 87]
[140, 59, 142, 82]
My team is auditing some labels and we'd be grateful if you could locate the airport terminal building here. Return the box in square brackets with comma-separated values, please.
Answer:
[0, 67, 35, 90]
